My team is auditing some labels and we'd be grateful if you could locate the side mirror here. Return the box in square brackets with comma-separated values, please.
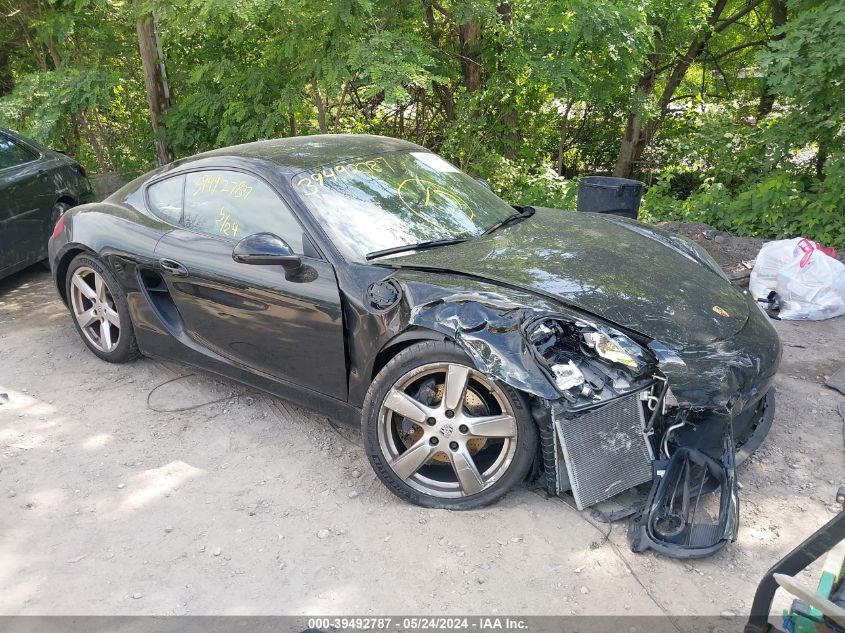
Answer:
[232, 232, 302, 272]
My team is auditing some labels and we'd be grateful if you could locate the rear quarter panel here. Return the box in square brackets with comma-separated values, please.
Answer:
[44, 153, 93, 205]
[50, 201, 171, 338]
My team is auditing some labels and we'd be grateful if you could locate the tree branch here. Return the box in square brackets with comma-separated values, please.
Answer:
[715, 0, 766, 33]
[311, 77, 328, 134]
[424, 0, 452, 21]
[333, 71, 358, 133]
[707, 53, 734, 98]
[710, 39, 767, 60]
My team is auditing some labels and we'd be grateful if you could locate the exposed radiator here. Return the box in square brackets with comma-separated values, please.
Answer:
[553, 392, 654, 510]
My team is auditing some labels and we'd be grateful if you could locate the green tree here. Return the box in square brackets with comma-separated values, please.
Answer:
[0, 0, 840, 243]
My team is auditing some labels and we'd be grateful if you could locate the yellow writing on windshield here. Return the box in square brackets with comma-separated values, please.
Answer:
[296, 156, 394, 196]
[397, 178, 469, 214]
[395, 177, 473, 233]
[396, 177, 473, 232]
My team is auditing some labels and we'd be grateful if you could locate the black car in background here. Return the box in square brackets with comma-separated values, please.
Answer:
[0, 127, 92, 280]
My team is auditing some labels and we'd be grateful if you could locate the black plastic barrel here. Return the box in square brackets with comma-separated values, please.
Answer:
[576, 176, 645, 219]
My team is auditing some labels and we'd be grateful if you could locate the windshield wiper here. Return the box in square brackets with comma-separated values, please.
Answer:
[365, 237, 469, 261]
[482, 206, 535, 236]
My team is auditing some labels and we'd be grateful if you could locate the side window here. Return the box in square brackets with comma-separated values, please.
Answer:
[0, 135, 37, 169]
[183, 170, 304, 253]
[147, 175, 184, 224]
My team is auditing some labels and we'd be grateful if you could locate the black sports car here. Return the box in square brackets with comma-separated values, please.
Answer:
[48, 135, 780, 558]
[1, 127, 92, 279]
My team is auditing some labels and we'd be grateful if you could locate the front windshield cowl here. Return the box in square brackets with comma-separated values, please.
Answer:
[293, 150, 516, 263]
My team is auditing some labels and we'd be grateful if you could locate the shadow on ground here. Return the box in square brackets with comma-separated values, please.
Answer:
[1, 267, 843, 619]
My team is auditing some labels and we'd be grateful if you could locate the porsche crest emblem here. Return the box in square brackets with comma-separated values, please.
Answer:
[712, 305, 730, 317]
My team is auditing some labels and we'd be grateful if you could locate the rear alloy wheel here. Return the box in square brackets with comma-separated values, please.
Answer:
[363, 341, 537, 509]
[70, 265, 121, 353]
[66, 254, 139, 362]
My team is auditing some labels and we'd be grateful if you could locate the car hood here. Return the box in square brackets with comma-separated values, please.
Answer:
[389, 208, 750, 346]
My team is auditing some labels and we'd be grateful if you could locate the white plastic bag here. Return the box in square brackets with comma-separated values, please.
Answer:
[749, 238, 845, 320]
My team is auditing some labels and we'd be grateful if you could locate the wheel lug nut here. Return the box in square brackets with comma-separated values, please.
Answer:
[445, 410, 454, 419]
[429, 437, 439, 446]
[426, 417, 436, 426]
[458, 424, 468, 433]
[449, 441, 459, 451]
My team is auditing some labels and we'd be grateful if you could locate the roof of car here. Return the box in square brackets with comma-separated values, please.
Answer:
[188, 134, 425, 174]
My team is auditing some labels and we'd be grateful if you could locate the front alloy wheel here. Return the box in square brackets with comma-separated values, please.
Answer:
[363, 341, 537, 509]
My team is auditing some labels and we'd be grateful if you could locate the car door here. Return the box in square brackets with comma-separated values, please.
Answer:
[0, 133, 53, 272]
[150, 168, 348, 401]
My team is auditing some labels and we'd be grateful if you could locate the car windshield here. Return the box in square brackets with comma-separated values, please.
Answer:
[292, 150, 516, 262]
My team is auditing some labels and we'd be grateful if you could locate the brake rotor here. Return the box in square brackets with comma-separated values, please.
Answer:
[401, 382, 489, 462]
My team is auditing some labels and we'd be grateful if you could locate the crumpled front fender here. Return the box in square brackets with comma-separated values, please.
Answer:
[406, 290, 561, 400]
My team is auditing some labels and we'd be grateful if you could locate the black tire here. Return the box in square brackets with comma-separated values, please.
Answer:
[51, 200, 71, 226]
[362, 340, 538, 510]
[65, 253, 140, 363]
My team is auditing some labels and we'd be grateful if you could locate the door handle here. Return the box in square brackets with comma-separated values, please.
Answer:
[159, 258, 188, 277]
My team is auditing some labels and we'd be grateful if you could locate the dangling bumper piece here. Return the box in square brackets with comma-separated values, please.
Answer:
[627, 422, 739, 559]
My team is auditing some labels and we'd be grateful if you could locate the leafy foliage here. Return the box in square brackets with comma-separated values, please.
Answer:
[640, 0, 845, 246]
[1, 0, 842, 244]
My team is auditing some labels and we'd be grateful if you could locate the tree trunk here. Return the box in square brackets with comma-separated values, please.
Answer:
[136, 9, 173, 165]
[46, 38, 62, 70]
[311, 77, 328, 134]
[73, 111, 111, 172]
[434, 83, 455, 121]
[496, 2, 520, 158]
[613, 74, 655, 178]
[815, 143, 828, 181]
[556, 99, 575, 175]
[500, 109, 520, 158]
[459, 19, 482, 91]
[289, 113, 297, 136]
[423, 1, 456, 121]
[0, 48, 14, 97]
[758, 0, 787, 116]
[613, 0, 730, 178]
[334, 76, 355, 133]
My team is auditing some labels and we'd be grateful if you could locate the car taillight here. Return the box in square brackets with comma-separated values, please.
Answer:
[76, 163, 87, 178]
[51, 214, 66, 240]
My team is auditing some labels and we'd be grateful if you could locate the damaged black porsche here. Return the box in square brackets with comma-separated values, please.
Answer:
[48, 135, 781, 559]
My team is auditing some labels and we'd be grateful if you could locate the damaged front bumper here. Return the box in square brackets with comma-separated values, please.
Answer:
[627, 428, 740, 559]
[541, 386, 775, 559]
[529, 293, 780, 559]
[388, 271, 781, 559]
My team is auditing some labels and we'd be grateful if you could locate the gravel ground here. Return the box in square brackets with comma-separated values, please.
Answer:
[1, 261, 843, 623]
[659, 221, 845, 281]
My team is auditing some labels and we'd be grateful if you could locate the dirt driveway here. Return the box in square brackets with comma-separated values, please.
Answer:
[1, 265, 843, 621]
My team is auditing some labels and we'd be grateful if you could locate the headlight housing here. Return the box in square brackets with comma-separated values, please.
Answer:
[526, 316, 654, 403]
[582, 329, 643, 369]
